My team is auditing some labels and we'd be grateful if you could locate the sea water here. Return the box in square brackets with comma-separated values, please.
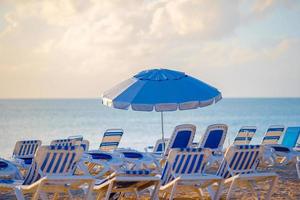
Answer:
[0, 98, 299, 158]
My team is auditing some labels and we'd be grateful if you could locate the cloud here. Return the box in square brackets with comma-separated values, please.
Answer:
[238, 0, 300, 26]
[0, 0, 299, 98]
[149, 0, 240, 39]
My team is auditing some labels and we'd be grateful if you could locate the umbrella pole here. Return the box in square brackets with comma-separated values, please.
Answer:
[161, 111, 165, 151]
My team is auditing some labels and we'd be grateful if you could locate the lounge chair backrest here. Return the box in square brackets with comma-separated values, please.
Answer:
[217, 145, 262, 179]
[199, 124, 228, 150]
[233, 126, 257, 145]
[23, 145, 83, 185]
[50, 138, 78, 147]
[262, 125, 284, 145]
[161, 148, 211, 186]
[164, 124, 196, 156]
[153, 138, 169, 153]
[281, 127, 300, 148]
[52, 137, 88, 151]
[68, 135, 83, 141]
[13, 140, 42, 159]
[99, 129, 124, 151]
[81, 140, 90, 152]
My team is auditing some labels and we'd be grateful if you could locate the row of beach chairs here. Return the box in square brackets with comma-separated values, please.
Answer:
[0, 125, 299, 199]
[151, 125, 299, 162]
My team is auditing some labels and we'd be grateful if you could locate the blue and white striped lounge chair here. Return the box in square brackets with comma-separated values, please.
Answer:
[153, 138, 169, 155]
[93, 169, 160, 200]
[198, 124, 228, 152]
[117, 149, 161, 172]
[82, 150, 124, 178]
[164, 124, 196, 157]
[99, 129, 124, 151]
[145, 138, 170, 159]
[210, 145, 278, 200]
[12, 140, 42, 169]
[0, 145, 94, 199]
[270, 127, 300, 165]
[82, 149, 160, 180]
[261, 125, 285, 165]
[52, 137, 90, 152]
[159, 148, 222, 200]
[233, 126, 257, 145]
[198, 124, 228, 166]
[261, 125, 285, 145]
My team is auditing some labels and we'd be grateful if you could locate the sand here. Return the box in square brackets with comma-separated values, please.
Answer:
[1, 164, 299, 199]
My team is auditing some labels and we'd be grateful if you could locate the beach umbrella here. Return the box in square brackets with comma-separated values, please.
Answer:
[102, 68, 222, 149]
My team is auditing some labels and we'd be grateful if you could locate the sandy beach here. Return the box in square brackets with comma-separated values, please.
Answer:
[1, 164, 299, 199]
[162, 164, 300, 200]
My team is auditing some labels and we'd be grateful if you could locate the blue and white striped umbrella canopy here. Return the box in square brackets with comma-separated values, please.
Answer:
[102, 68, 222, 112]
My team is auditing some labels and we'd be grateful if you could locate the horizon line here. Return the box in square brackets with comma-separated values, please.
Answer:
[0, 97, 300, 100]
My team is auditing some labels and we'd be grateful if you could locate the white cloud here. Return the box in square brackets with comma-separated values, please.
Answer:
[150, 0, 240, 39]
[0, 0, 299, 98]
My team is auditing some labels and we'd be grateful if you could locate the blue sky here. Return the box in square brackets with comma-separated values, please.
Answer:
[0, 0, 299, 98]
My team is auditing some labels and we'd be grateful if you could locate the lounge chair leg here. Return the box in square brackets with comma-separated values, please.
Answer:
[266, 176, 278, 200]
[134, 188, 140, 199]
[84, 181, 95, 200]
[296, 158, 300, 179]
[150, 181, 160, 200]
[32, 191, 40, 200]
[169, 181, 178, 200]
[207, 185, 216, 198]
[32, 184, 43, 200]
[226, 178, 236, 200]
[213, 180, 223, 200]
[104, 182, 114, 200]
[198, 188, 204, 198]
[14, 187, 25, 200]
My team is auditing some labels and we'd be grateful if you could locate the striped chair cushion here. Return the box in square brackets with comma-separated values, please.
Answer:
[262, 126, 284, 145]
[199, 124, 228, 150]
[52, 138, 89, 152]
[50, 139, 76, 147]
[217, 145, 262, 179]
[161, 148, 211, 186]
[164, 124, 196, 156]
[233, 126, 256, 145]
[23, 145, 83, 185]
[100, 129, 123, 151]
[153, 139, 169, 153]
[13, 140, 41, 158]
[23, 161, 39, 185]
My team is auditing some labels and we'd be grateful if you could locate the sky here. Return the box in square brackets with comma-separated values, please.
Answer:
[0, 0, 299, 98]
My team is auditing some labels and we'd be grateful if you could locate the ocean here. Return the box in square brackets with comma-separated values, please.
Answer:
[0, 98, 299, 159]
